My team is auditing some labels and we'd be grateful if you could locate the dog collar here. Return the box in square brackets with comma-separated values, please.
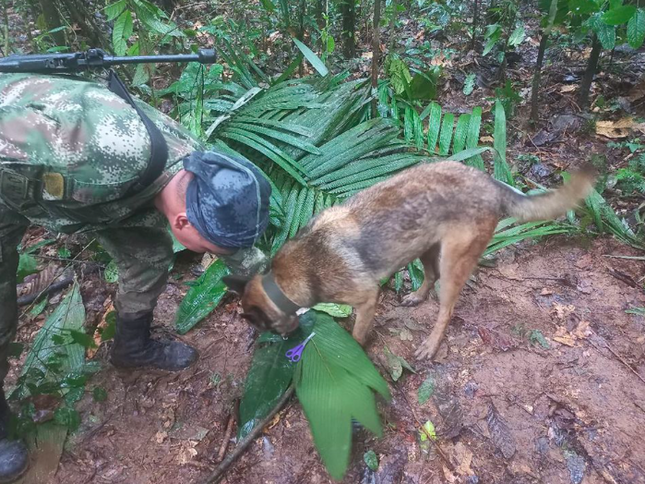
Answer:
[261, 272, 301, 315]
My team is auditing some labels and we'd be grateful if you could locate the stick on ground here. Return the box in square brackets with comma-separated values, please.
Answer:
[202, 385, 295, 484]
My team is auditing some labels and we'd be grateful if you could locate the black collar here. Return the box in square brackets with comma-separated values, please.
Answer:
[261, 272, 301, 315]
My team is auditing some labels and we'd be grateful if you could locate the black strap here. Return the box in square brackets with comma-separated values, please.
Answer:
[106, 70, 168, 194]
[261, 272, 301, 315]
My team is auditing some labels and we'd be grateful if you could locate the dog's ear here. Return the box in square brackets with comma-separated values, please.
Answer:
[222, 274, 251, 294]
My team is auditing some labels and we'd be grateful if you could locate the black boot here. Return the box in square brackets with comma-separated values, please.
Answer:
[0, 394, 28, 483]
[110, 312, 198, 371]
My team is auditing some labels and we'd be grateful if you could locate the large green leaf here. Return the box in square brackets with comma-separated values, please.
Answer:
[238, 317, 315, 439]
[493, 100, 513, 185]
[174, 259, 230, 334]
[602, 5, 636, 25]
[590, 13, 617, 49]
[17, 253, 38, 283]
[295, 312, 390, 481]
[627, 9, 645, 48]
[293, 38, 329, 77]
[14, 283, 86, 400]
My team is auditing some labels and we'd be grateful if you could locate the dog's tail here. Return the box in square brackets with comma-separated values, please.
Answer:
[497, 167, 596, 223]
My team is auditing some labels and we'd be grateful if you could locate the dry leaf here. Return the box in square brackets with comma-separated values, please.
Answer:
[628, 79, 645, 102]
[452, 442, 474, 476]
[551, 302, 576, 321]
[572, 320, 591, 339]
[155, 431, 168, 444]
[560, 85, 577, 93]
[596, 117, 642, 139]
[486, 402, 516, 459]
[480, 135, 494, 143]
[442, 465, 458, 483]
[87, 300, 114, 359]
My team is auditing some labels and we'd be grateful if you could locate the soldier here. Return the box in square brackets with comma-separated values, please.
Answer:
[0, 73, 271, 482]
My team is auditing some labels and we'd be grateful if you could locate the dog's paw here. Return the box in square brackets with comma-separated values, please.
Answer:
[400, 292, 427, 307]
[415, 340, 440, 361]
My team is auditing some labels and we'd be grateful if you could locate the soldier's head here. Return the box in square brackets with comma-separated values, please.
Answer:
[160, 150, 271, 254]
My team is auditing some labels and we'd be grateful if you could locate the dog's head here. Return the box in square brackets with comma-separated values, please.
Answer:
[223, 274, 299, 335]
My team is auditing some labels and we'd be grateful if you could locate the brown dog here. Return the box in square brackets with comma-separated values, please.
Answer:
[224, 160, 594, 360]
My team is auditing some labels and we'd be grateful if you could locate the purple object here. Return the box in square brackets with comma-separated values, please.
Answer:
[285, 332, 316, 362]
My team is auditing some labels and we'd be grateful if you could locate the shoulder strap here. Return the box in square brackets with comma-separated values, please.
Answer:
[106, 70, 169, 194]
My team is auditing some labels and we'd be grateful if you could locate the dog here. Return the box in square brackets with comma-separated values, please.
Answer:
[223, 160, 595, 360]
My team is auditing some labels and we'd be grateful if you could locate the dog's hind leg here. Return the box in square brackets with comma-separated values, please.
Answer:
[351, 288, 380, 345]
[415, 224, 494, 360]
[401, 243, 441, 307]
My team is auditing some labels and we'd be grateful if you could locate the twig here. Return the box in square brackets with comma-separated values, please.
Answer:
[587, 332, 645, 386]
[602, 255, 645, 261]
[18, 238, 95, 318]
[607, 268, 644, 293]
[17, 273, 74, 306]
[217, 405, 238, 462]
[202, 385, 295, 484]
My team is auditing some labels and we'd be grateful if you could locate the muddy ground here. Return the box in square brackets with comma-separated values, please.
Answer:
[20, 235, 640, 484]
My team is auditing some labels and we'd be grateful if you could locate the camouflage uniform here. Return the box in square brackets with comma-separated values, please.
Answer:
[0, 73, 267, 380]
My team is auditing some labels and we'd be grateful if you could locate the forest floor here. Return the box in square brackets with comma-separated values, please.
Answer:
[3, 1, 645, 483]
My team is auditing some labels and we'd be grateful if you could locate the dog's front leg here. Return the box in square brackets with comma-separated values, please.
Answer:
[351, 289, 380, 345]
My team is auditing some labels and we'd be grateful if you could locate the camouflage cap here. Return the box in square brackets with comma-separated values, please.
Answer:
[183, 150, 271, 249]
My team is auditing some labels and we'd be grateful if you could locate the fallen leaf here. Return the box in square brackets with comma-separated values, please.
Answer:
[87, 301, 114, 359]
[560, 85, 577, 93]
[480, 135, 494, 143]
[155, 431, 168, 444]
[628, 79, 645, 102]
[596, 117, 642, 139]
[452, 442, 474, 476]
[443, 465, 458, 483]
[417, 376, 435, 405]
[573, 320, 591, 339]
[551, 302, 576, 321]
[487, 402, 516, 459]
[419, 419, 437, 452]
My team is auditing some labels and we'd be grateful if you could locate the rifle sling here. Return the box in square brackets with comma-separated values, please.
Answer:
[107, 70, 169, 194]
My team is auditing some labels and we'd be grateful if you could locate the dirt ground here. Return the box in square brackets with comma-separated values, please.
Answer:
[29, 235, 642, 484]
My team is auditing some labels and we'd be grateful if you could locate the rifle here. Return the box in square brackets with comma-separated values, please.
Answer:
[0, 48, 217, 73]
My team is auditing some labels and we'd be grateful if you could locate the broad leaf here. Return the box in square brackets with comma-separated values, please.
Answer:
[17, 253, 38, 283]
[627, 9, 645, 48]
[238, 316, 314, 439]
[602, 5, 636, 25]
[293, 38, 329, 77]
[418, 376, 435, 405]
[493, 100, 513, 185]
[508, 25, 526, 46]
[295, 313, 390, 480]
[16, 283, 86, 399]
[312, 303, 353, 318]
[590, 13, 617, 49]
[174, 259, 230, 334]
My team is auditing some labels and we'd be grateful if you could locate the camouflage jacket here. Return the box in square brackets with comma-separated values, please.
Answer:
[0, 72, 203, 233]
[0, 73, 269, 276]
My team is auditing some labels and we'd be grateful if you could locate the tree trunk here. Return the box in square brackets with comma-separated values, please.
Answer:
[388, 0, 397, 51]
[38, 0, 66, 45]
[529, 29, 548, 123]
[341, 0, 356, 58]
[470, 0, 479, 51]
[314, 0, 324, 29]
[578, 34, 602, 110]
[371, 0, 382, 118]
[58, 0, 109, 49]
